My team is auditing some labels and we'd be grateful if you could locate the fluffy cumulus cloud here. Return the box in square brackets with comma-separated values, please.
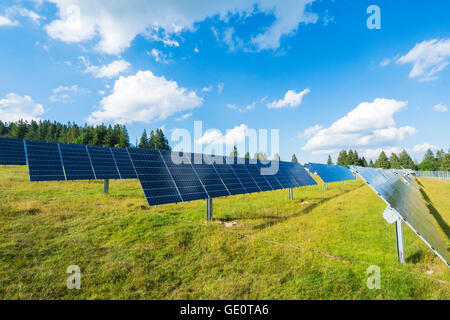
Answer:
[42, 0, 318, 54]
[302, 98, 417, 153]
[88, 70, 203, 124]
[433, 103, 448, 112]
[397, 38, 450, 81]
[0, 93, 44, 122]
[267, 88, 310, 109]
[299, 124, 322, 139]
[196, 124, 249, 145]
[0, 15, 18, 27]
[84, 59, 131, 78]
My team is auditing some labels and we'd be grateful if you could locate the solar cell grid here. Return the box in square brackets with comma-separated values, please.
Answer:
[305, 163, 355, 183]
[25, 140, 66, 181]
[87, 145, 120, 180]
[0, 137, 26, 165]
[59, 143, 96, 180]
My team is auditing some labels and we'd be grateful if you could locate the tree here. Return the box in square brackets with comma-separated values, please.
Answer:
[254, 152, 268, 160]
[291, 154, 298, 163]
[369, 160, 375, 168]
[273, 153, 280, 161]
[327, 155, 333, 165]
[230, 146, 239, 158]
[244, 152, 250, 159]
[138, 129, 150, 148]
[149, 128, 171, 150]
[418, 149, 439, 171]
[390, 153, 400, 169]
[375, 151, 390, 169]
[398, 149, 416, 169]
[440, 152, 450, 170]
[346, 150, 354, 166]
[337, 150, 347, 166]
[360, 157, 368, 167]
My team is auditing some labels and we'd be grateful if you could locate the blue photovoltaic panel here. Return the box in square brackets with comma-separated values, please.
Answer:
[0, 137, 26, 165]
[229, 160, 260, 194]
[213, 156, 247, 196]
[25, 140, 66, 182]
[276, 162, 301, 189]
[87, 145, 120, 180]
[245, 159, 273, 192]
[127, 148, 183, 206]
[111, 148, 137, 179]
[292, 163, 318, 187]
[351, 166, 449, 267]
[59, 143, 96, 181]
[192, 154, 230, 198]
[160, 151, 208, 202]
[305, 163, 355, 183]
[257, 160, 284, 190]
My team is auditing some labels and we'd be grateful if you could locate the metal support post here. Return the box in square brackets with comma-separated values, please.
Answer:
[395, 220, 405, 264]
[344, 181, 346, 186]
[104, 179, 109, 194]
[325, 183, 328, 191]
[206, 198, 213, 221]
[289, 188, 293, 201]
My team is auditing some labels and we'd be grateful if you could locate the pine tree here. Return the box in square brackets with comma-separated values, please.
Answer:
[346, 150, 354, 166]
[138, 129, 150, 148]
[244, 152, 250, 159]
[230, 146, 239, 158]
[361, 157, 368, 167]
[327, 155, 333, 165]
[118, 126, 130, 148]
[291, 154, 298, 163]
[375, 151, 390, 169]
[390, 153, 400, 169]
[150, 128, 171, 150]
[369, 160, 375, 167]
[398, 149, 416, 170]
[440, 152, 450, 170]
[337, 150, 347, 166]
[273, 153, 280, 161]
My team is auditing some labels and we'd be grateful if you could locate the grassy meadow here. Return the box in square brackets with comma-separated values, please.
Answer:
[0, 166, 448, 299]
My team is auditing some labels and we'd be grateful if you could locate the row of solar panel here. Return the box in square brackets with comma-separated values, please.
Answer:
[305, 163, 356, 183]
[351, 166, 449, 267]
[23, 140, 137, 181]
[128, 149, 317, 206]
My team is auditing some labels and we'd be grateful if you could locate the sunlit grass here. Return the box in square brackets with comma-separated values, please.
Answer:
[0, 166, 448, 299]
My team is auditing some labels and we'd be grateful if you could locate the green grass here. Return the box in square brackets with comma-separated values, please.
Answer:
[0, 166, 448, 299]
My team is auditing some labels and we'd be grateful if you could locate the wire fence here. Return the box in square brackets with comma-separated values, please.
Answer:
[415, 171, 450, 180]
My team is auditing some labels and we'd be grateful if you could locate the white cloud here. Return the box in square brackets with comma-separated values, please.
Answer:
[303, 98, 417, 153]
[433, 103, 448, 112]
[149, 49, 170, 64]
[411, 143, 440, 153]
[0, 93, 44, 122]
[194, 47, 199, 53]
[397, 39, 450, 81]
[18, 8, 43, 25]
[196, 124, 249, 145]
[84, 59, 131, 78]
[202, 85, 213, 92]
[227, 101, 256, 112]
[88, 70, 203, 124]
[176, 113, 192, 121]
[267, 88, 310, 109]
[217, 82, 224, 94]
[49, 85, 89, 103]
[299, 124, 322, 139]
[0, 15, 18, 27]
[43, 0, 318, 54]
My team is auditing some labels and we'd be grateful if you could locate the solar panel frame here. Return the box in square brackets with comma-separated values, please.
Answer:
[111, 147, 137, 179]
[0, 137, 26, 165]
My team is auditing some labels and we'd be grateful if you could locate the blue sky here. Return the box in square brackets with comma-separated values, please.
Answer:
[0, 0, 449, 163]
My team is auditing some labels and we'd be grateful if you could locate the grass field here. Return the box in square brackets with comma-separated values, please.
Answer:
[0, 166, 448, 299]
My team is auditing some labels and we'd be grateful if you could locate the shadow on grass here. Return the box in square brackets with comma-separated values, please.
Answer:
[419, 188, 450, 239]
[251, 184, 366, 231]
[406, 249, 425, 264]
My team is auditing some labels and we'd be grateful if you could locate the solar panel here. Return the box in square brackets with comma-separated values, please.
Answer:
[87, 145, 120, 180]
[351, 166, 450, 267]
[25, 140, 66, 182]
[127, 148, 183, 206]
[0, 137, 26, 165]
[305, 163, 355, 183]
[245, 159, 273, 192]
[160, 151, 209, 202]
[192, 154, 230, 198]
[292, 163, 318, 187]
[111, 148, 137, 179]
[229, 160, 261, 194]
[258, 160, 284, 190]
[213, 156, 247, 195]
[59, 143, 96, 180]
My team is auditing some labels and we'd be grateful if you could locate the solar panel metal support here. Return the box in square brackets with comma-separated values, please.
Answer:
[395, 220, 405, 264]
[104, 179, 109, 194]
[325, 183, 328, 190]
[344, 181, 346, 186]
[289, 188, 293, 201]
[206, 198, 213, 221]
